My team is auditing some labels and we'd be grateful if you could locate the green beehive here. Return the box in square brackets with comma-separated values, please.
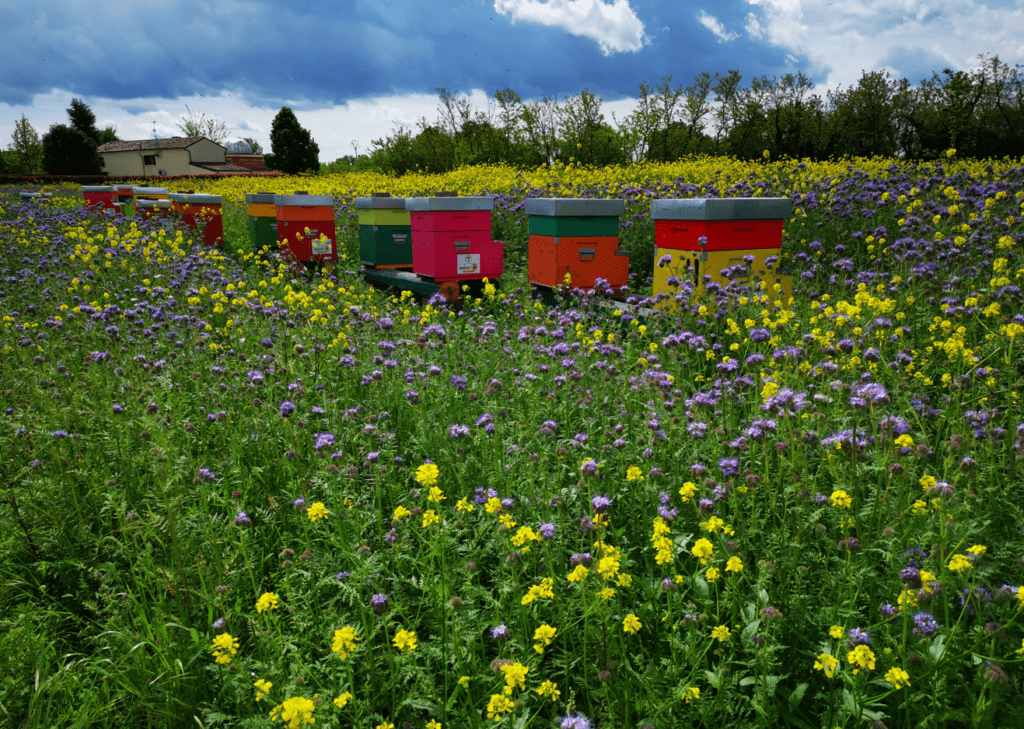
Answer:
[526, 198, 623, 237]
[355, 194, 412, 269]
[246, 192, 278, 252]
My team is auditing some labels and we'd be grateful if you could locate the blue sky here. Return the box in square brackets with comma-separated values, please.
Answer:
[3, 0, 1022, 162]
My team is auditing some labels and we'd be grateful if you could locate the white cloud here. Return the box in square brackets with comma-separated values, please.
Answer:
[494, 0, 648, 55]
[742, 0, 1024, 89]
[697, 11, 739, 43]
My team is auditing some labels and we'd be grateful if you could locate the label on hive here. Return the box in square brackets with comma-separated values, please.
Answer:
[457, 254, 481, 274]
[311, 237, 333, 255]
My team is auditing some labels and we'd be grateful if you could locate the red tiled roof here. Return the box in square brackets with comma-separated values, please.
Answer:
[226, 154, 269, 171]
[97, 137, 214, 153]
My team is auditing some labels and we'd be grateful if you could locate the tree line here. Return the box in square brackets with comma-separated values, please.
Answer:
[333, 53, 1024, 174]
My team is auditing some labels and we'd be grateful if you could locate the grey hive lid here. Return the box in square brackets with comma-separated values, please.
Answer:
[133, 186, 169, 194]
[405, 197, 494, 212]
[82, 185, 114, 192]
[170, 193, 222, 204]
[651, 197, 792, 221]
[524, 198, 625, 217]
[245, 192, 276, 204]
[354, 196, 407, 210]
[274, 194, 334, 206]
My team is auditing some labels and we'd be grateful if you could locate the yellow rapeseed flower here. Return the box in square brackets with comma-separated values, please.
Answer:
[415, 463, 439, 486]
[884, 667, 910, 690]
[623, 614, 642, 633]
[307, 502, 329, 522]
[331, 626, 359, 660]
[332, 692, 352, 709]
[256, 592, 279, 614]
[392, 628, 418, 651]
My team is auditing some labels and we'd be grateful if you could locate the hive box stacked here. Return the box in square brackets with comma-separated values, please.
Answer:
[82, 186, 117, 215]
[406, 197, 503, 282]
[113, 185, 135, 216]
[651, 198, 792, 309]
[274, 194, 337, 262]
[526, 198, 629, 290]
[355, 195, 412, 269]
[137, 199, 172, 220]
[169, 193, 224, 247]
[245, 193, 278, 252]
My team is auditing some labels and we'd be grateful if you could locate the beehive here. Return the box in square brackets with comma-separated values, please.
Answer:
[169, 193, 224, 247]
[406, 197, 503, 282]
[355, 194, 412, 269]
[274, 193, 337, 261]
[137, 199, 172, 221]
[245, 192, 278, 252]
[525, 198, 629, 290]
[82, 186, 116, 215]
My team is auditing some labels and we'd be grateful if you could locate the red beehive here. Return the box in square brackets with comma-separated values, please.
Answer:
[82, 185, 117, 215]
[406, 197, 503, 282]
[651, 198, 791, 252]
[525, 198, 629, 289]
[274, 193, 337, 262]
[138, 199, 172, 221]
[169, 193, 224, 247]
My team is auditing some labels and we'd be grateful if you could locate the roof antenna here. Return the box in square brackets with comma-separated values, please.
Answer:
[152, 121, 157, 139]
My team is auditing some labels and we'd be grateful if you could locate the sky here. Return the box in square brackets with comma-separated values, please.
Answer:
[2, 0, 1022, 163]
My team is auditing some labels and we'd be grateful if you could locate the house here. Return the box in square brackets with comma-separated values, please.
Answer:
[97, 137, 253, 176]
[224, 139, 272, 173]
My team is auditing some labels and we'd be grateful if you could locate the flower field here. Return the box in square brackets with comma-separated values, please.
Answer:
[2, 154, 1024, 729]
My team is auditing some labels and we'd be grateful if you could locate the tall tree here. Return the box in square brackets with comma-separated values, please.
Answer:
[265, 107, 320, 174]
[98, 126, 119, 144]
[8, 114, 44, 174]
[176, 105, 229, 143]
[68, 98, 100, 146]
[241, 137, 264, 154]
[42, 124, 103, 174]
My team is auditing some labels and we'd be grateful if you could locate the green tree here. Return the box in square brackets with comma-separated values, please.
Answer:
[8, 114, 44, 174]
[42, 124, 103, 174]
[241, 137, 264, 154]
[176, 105, 229, 143]
[265, 107, 320, 174]
[98, 126, 119, 145]
[68, 98, 101, 145]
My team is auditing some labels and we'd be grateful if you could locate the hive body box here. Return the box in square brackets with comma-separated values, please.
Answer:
[275, 194, 337, 262]
[245, 193, 278, 251]
[355, 196, 412, 269]
[651, 198, 791, 309]
[169, 193, 224, 247]
[137, 199, 172, 221]
[114, 185, 135, 216]
[82, 186, 117, 215]
[406, 197, 503, 282]
[132, 186, 169, 219]
[526, 198, 629, 290]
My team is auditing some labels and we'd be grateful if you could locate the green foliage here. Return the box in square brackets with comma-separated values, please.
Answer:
[8, 115, 45, 174]
[241, 137, 264, 155]
[68, 98, 101, 146]
[265, 107, 320, 174]
[42, 124, 103, 175]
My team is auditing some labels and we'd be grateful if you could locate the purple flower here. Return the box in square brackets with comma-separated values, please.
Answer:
[913, 612, 938, 636]
[196, 467, 216, 482]
[847, 628, 871, 645]
[278, 400, 296, 417]
[314, 432, 335, 450]
[560, 712, 592, 729]
[880, 603, 897, 618]
[591, 494, 612, 513]
[450, 374, 468, 390]
[335, 571, 350, 581]
[293, 497, 306, 510]
[570, 552, 593, 568]
[90, 350, 109, 362]
[234, 511, 251, 526]
[213, 618, 227, 631]
[491, 623, 511, 641]
[448, 423, 471, 439]
[539, 522, 556, 539]
[112, 403, 124, 414]
[370, 593, 390, 615]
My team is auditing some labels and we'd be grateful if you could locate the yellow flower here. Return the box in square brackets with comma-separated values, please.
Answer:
[392, 505, 412, 520]
[626, 465, 644, 482]
[598, 587, 616, 601]
[536, 680, 561, 701]
[966, 544, 987, 558]
[415, 463, 439, 486]
[256, 592, 280, 614]
[427, 486, 446, 502]
[458, 676, 471, 687]
[948, 554, 974, 573]
[884, 667, 910, 690]
[847, 645, 876, 674]
[725, 556, 743, 573]
[254, 678, 273, 702]
[532, 624, 557, 653]
[392, 628, 418, 651]
[682, 686, 700, 704]
[814, 652, 838, 678]
[307, 501, 329, 522]
[422, 509, 440, 528]
[679, 481, 697, 502]
[567, 565, 590, 582]
[597, 556, 620, 578]
[521, 578, 555, 606]
[829, 625, 844, 639]
[485, 496, 503, 514]
[898, 588, 918, 611]
[455, 497, 474, 512]
[500, 662, 529, 694]
[623, 614, 642, 634]
[332, 691, 352, 709]
[375, 723, 395, 729]
[511, 526, 541, 547]
[498, 513, 516, 529]
[426, 721, 442, 729]
[699, 516, 733, 535]
[486, 694, 514, 721]
[918, 474, 937, 490]
[711, 625, 731, 642]
[692, 538, 714, 564]
[269, 696, 316, 728]
[705, 567, 720, 582]
[829, 490, 852, 509]
[331, 625, 359, 660]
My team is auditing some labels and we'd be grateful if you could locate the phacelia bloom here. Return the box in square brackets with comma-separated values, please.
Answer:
[580, 457, 598, 476]
[279, 401, 296, 417]
[759, 606, 782, 621]
[847, 627, 871, 645]
[196, 467, 216, 482]
[415, 462, 440, 486]
[448, 423, 470, 439]
[392, 628, 417, 651]
[335, 571, 350, 581]
[491, 623, 511, 641]
[370, 593, 390, 615]
[212, 618, 226, 631]
[210, 632, 239, 664]
[539, 522, 556, 539]
[255, 592, 279, 613]
[623, 614, 642, 634]
[559, 712, 592, 729]
[570, 552, 593, 568]
[314, 432, 335, 450]
[591, 494, 613, 513]
[331, 625, 359, 660]
[306, 502, 329, 522]
[234, 511, 251, 526]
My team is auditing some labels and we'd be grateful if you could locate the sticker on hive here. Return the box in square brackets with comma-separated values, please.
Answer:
[457, 254, 480, 274]
[311, 237, 333, 255]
